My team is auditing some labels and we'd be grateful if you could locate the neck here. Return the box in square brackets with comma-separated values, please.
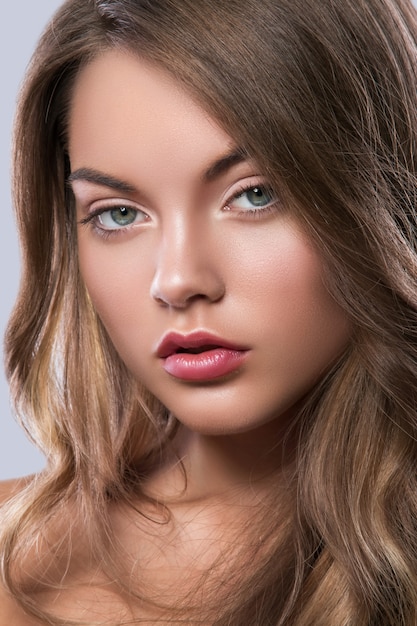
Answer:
[143, 416, 298, 506]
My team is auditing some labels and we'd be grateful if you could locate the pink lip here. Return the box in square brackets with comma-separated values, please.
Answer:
[156, 331, 249, 381]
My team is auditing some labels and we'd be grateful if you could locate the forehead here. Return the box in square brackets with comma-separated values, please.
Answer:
[68, 49, 236, 181]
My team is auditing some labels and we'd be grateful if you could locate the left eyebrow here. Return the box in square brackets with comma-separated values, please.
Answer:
[203, 148, 248, 182]
[67, 168, 137, 193]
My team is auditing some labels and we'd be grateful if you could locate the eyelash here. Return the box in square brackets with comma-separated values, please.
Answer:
[78, 204, 146, 241]
[78, 183, 279, 240]
[225, 184, 279, 219]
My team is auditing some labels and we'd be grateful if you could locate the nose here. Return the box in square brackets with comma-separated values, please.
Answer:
[150, 219, 225, 309]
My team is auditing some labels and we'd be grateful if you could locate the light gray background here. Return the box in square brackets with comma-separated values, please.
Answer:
[2, 1, 417, 479]
[1, 1, 64, 478]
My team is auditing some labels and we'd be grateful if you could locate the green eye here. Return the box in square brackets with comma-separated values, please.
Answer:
[244, 187, 273, 207]
[230, 186, 276, 211]
[98, 206, 146, 229]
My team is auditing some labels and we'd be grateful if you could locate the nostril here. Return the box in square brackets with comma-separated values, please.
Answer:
[153, 294, 170, 307]
[150, 261, 225, 308]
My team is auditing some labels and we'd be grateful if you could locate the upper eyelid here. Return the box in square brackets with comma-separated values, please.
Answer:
[76, 196, 146, 217]
[229, 181, 272, 196]
[224, 179, 275, 203]
[90, 198, 142, 210]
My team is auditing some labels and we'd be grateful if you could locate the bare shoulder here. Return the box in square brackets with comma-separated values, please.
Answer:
[0, 476, 33, 505]
[0, 478, 40, 624]
[0, 585, 40, 626]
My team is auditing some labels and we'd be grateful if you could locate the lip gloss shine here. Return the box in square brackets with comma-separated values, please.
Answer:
[162, 347, 248, 381]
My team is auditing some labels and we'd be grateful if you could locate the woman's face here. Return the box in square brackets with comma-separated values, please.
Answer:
[70, 49, 350, 436]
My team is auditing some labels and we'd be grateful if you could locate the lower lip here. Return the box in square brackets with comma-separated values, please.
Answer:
[162, 348, 248, 381]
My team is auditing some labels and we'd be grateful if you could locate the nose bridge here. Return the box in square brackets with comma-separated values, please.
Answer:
[150, 210, 224, 308]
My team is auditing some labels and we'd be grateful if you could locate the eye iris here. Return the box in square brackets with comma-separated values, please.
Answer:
[110, 206, 136, 226]
[247, 187, 271, 207]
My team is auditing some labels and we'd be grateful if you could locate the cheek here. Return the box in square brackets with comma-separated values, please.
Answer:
[278, 257, 350, 373]
[77, 237, 152, 334]
[234, 230, 350, 365]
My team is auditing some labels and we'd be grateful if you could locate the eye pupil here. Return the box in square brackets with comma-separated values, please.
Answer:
[247, 187, 271, 207]
[110, 206, 137, 226]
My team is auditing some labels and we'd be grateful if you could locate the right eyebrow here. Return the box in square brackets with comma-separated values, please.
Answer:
[67, 168, 137, 193]
[203, 148, 248, 182]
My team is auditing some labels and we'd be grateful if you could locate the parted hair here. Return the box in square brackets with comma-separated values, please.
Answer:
[2, 0, 417, 623]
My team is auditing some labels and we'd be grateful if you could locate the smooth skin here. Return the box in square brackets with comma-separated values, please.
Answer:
[71, 49, 350, 499]
[0, 49, 351, 622]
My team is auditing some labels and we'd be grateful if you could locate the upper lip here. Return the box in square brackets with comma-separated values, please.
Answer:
[156, 331, 248, 358]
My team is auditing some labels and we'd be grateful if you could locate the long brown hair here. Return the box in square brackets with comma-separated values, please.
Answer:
[2, 0, 417, 623]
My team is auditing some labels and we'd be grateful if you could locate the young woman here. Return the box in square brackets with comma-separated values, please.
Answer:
[1, 0, 417, 623]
